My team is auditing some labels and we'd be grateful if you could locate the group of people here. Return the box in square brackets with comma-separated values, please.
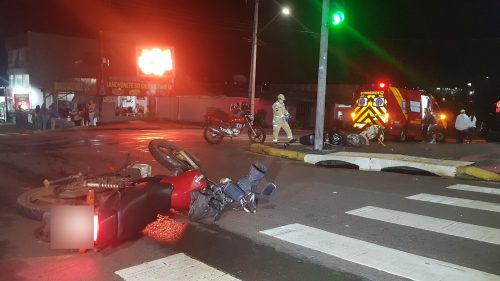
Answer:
[71, 100, 97, 127]
[31, 103, 60, 130]
[454, 109, 477, 144]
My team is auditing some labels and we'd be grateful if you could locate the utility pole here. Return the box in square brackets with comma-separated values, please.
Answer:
[248, 0, 259, 116]
[314, 0, 329, 150]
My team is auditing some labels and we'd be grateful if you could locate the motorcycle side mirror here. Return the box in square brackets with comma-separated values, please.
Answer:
[261, 183, 277, 197]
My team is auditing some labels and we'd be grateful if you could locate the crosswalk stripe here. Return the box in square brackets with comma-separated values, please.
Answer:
[446, 184, 500, 195]
[406, 193, 500, 213]
[346, 206, 500, 245]
[115, 253, 240, 281]
[261, 223, 500, 281]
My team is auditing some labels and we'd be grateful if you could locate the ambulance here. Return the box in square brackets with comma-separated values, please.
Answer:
[351, 83, 447, 141]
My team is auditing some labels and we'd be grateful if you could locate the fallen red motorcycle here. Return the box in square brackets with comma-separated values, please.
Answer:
[203, 102, 266, 144]
[17, 139, 276, 249]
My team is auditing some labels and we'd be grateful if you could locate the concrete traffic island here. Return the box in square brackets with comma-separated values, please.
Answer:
[250, 143, 500, 182]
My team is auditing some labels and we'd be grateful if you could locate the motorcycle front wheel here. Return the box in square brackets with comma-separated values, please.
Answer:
[248, 126, 266, 143]
[345, 133, 365, 147]
[149, 139, 201, 172]
[203, 127, 224, 144]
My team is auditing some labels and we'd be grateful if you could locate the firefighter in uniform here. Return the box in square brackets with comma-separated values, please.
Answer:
[272, 94, 296, 144]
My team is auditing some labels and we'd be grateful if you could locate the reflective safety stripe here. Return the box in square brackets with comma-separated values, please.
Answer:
[389, 87, 408, 120]
[352, 93, 387, 129]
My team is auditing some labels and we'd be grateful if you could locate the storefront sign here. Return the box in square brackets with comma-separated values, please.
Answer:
[104, 80, 172, 96]
[53, 80, 96, 95]
[54, 82, 84, 92]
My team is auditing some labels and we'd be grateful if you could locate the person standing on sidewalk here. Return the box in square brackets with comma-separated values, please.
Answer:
[48, 103, 60, 130]
[454, 109, 470, 143]
[466, 111, 477, 144]
[272, 94, 296, 144]
[33, 105, 42, 130]
[40, 103, 50, 130]
[423, 109, 438, 143]
[87, 100, 96, 126]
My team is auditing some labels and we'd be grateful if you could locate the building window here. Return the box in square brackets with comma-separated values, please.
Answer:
[15, 75, 23, 87]
[8, 50, 17, 67]
[9, 75, 14, 87]
[20, 48, 31, 65]
[22, 74, 30, 88]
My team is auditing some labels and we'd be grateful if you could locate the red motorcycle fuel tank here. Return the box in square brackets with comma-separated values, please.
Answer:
[229, 116, 246, 124]
[159, 170, 206, 210]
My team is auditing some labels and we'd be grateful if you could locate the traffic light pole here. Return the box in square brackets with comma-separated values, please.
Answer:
[314, 0, 329, 151]
[248, 0, 259, 116]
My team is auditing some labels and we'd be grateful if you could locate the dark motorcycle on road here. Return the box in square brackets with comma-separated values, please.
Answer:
[299, 125, 385, 148]
[203, 102, 266, 144]
[300, 131, 367, 148]
[17, 139, 276, 249]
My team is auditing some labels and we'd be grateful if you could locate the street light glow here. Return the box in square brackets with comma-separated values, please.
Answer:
[282, 7, 291, 16]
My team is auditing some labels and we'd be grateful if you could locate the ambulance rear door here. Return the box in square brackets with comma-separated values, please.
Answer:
[406, 91, 423, 137]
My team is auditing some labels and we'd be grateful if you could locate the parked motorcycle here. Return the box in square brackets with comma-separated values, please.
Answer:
[203, 102, 266, 144]
[17, 139, 276, 248]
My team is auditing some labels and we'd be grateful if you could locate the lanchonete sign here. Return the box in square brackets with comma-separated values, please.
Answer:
[105, 80, 172, 96]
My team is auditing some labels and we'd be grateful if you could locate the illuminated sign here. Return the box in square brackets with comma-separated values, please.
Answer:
[137, 47, 174, 77]
[104, 80, 172, 96]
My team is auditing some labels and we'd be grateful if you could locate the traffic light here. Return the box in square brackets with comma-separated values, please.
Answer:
[331, 10, 345, 25]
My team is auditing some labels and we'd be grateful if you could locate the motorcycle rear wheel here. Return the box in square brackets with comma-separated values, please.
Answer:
[149, 139, 201, 172]
[203, 127, 224, 144]
[248, 126, 266, 143]
[17, 186, 87, 221]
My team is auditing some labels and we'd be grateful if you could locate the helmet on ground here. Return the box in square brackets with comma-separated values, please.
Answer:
[277, 94, 285, 101]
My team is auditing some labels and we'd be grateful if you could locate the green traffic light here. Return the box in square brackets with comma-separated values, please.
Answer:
[331, 10, 345, 25]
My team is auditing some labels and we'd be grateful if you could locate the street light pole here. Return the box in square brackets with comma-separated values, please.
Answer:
[314, 0, 330, 151]
[248, 0, 259, 116]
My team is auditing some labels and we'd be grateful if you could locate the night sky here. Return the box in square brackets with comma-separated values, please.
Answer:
[1, 0, 499, 89]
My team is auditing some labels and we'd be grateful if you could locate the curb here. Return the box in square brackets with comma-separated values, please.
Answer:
[250, 144, 500, 182]
[457, 166, 500, 182]
[250, 144, 306, 161]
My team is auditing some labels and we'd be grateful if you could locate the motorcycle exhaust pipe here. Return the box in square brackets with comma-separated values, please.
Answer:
[209, 126, 233, 136]
[209, 127, 223, 134]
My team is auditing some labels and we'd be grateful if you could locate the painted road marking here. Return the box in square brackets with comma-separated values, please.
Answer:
[115, 253, 240, 281]
[406, 193, 500, 213]
[446, 184, 500, 196]
[261, 223, 500, 281]
[346, 206, 500, 245]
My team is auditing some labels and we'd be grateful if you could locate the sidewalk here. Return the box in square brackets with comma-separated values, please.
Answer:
[250, 132, 500, 182]
[0, 119, 202, 134]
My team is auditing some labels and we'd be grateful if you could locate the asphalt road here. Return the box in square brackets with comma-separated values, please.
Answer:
[0, 127, 499, 281]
